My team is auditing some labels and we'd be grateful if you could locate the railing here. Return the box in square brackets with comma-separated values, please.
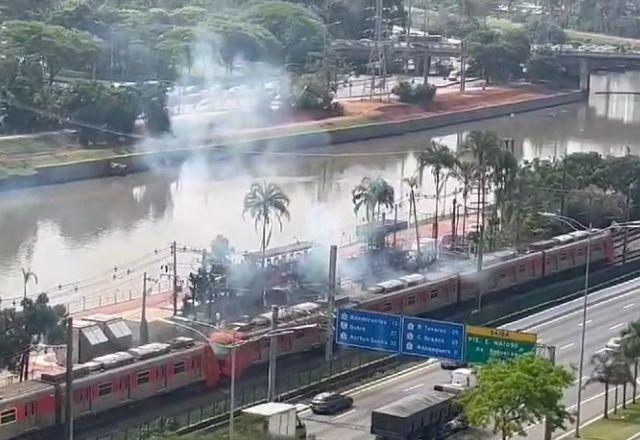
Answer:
[84, 351, 396, 439]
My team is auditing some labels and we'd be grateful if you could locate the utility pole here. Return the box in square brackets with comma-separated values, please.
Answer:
[141, 272, 149, 345]
[575, 223, 592, 438]
[393, 205, 398, 248]
[460, 41, 466, 92]
[65, 317, 74, 440]
[543, 345, 557, 440]
[172, 241, 178, 316]
[326, 245, 338, 363]
[267, 305, 279, 401]
[229, 332, 237, 440]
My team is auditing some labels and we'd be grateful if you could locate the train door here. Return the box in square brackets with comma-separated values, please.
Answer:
[23, 401, 37, 430]
[158, 365, 168, 391]
[74, 387, 91, 414]
[119, 376, 131, 402]
[279, 335, 292, 354]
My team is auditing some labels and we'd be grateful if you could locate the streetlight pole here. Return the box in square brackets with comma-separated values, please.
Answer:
[229, 332, 237, 440]
[575, 223, 591, 438]
[539, 212, 591, 437]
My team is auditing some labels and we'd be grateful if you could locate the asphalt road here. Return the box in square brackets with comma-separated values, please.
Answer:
[301, 275, 640, 440]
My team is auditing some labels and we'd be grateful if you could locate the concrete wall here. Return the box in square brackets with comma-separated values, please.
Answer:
[0, 90, 585, 192]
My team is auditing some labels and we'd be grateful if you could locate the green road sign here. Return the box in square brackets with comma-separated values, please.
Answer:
[465, 326, 537, 364]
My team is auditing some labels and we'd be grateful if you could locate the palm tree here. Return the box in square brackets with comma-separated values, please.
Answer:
[460, 131, 501, 253]
[451, 158, 477, 243]
[21, 268, 38, 299]
[621, 321, 640, 403]
[489, 148, 518, 249]
[415, 141, 456, 242]
[403, 175, 421, 260]
[588, 350, 633, 418]
[352, 177, 395, 222]
[243, 182, 291, 269]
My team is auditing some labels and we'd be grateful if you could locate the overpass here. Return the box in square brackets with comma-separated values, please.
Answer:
[532, 46, 640, 91]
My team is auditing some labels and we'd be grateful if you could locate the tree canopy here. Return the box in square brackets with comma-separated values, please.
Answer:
[461, 355, 573, 440]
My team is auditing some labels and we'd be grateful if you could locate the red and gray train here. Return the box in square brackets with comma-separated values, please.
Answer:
[0, 230, 614, 439]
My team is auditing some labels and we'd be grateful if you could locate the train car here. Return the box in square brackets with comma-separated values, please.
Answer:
[541, 231, 613, 276]
[357, 272, 458, 316]
[0, 381, 56, 440]
[0, 339, 219, 440]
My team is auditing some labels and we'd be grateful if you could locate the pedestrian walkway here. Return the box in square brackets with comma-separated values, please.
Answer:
[569, 403, 640, 440]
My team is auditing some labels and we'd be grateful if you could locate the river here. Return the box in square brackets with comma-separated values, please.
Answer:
[0, 72, 639, 303]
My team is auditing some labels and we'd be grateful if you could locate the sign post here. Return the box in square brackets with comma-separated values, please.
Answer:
[401, 316, 466, 362]
[465, 326, 537, 364]
[336, 309, 402, 353]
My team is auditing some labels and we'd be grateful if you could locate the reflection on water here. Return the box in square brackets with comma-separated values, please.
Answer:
[1, 71, 640, 299]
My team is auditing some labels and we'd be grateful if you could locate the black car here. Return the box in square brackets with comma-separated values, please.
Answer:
[441, 360, 468, 370]
[310, 392, 354, 414]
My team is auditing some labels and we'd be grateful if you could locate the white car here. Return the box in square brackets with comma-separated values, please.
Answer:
[605, 337, 622, 352]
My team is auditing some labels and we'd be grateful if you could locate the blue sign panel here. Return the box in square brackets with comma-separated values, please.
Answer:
[336, 309, 401, 353]
[401, 316, 465, 362]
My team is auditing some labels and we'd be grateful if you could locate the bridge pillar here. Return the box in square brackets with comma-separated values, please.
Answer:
[579, 58, 591, 93]
[415, 56, 425, 76]
[423, 56, 431, 85]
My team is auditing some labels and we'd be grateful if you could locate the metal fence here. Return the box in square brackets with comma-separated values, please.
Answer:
[89, 352, 386, 440]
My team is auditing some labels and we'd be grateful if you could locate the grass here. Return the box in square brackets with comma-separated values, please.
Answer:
[572, 403, 640, 439]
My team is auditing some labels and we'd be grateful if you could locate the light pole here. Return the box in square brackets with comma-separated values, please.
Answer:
[539, 212, 591, 437]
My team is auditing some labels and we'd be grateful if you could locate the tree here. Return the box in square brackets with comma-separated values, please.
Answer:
[565, 185, 625, 228]
[524, 16, 567, 44]
[243, 182, 291, 269]
[403, 175, 422, 260]
[621, 321, 640, 403]
[20, 268, 38, 299]
[239, 1, 326, 66]
[588, 350, 633, 418]
[416, 141, 456, 242]
[468, 28, 530, 83]
[209, 235, 234, 265]
[461, 356, 573, 440]
[1, 21, 102, 84]
[451, 157, 477, 241]
[352, 177, 395, 222]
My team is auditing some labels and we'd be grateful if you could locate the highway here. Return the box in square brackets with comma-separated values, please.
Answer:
[300, 275, 640, 440]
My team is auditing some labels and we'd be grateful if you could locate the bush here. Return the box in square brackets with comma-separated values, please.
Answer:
[290, 75, 343, 115]
[391, 81, 437, 104]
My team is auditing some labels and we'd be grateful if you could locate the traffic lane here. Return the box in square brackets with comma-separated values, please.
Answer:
[504, 274, 640, 332]
[302, 366, 451, 440]
[304, 282, 640, 440]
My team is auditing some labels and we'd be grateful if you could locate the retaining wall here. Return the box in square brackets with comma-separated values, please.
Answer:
[0, 90, 585, 192]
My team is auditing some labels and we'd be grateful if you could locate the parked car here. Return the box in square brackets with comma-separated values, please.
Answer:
[311, 392, 353, 414]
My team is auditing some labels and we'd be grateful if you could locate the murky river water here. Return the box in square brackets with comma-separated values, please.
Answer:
[0, 72, 639, 302]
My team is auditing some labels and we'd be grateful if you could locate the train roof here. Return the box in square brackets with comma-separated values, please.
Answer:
[0, 380, 52, 401]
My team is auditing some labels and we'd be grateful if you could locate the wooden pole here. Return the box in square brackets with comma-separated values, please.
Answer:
[141, 273, 149, 344]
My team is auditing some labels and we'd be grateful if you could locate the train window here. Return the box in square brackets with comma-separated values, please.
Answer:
[430, 289, 439, 299]
[137, 371, 150, 385]
[519, 264, 526, 273]
[382, 302, 392, 312]
[560, 253, 567, 261]
[98, 382, 112, 397]
[0, 408, 16, 425]
[173, 361, 186, 375]
[407, 295, 416, 305]
[577, 248, 584, 256]
[295, 330, 305, 339]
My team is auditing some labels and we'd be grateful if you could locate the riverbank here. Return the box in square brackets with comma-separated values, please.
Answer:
[0, 85, 584, 192]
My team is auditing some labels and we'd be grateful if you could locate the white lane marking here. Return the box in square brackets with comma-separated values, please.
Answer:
[526, 288, 639, 331]
[332, 409, 356, 420]
[560, 342, 575, 351]
[578, 319, 592, 327]
[573, 375, 589, 384]
[403, 383, 422, 392]
[610, 323, 624, 331]
[627, 432, 640, 440]
[626, 303, 636, 309]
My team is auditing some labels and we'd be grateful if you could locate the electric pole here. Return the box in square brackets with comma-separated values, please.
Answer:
[172, 241, 178, 316]
[267, 305, 279, 401]
[141, 272, 149, 345]
[543, 345, 557, 440]
[65, 317, 74, 440]
[326, 245, 337, 363]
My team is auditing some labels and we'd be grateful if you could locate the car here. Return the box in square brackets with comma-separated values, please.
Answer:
[310, 392, 353, 415]
[441, 360, 468, 370]
[606, 337, 623, 352]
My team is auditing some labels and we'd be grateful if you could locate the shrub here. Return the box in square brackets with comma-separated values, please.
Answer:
[391, 81, 437, 104]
